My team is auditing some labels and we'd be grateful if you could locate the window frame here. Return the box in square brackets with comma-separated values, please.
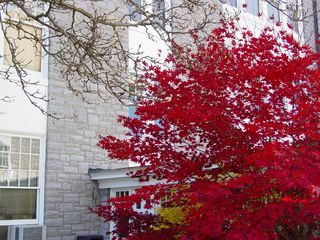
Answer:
[2, 21, 43, 72]
[128, 81, 145, 119]
[0, 3, 49, 80]
[246, 0, 260, 16]
[0, 141, 9, 169]
[0, 132, 45, 226]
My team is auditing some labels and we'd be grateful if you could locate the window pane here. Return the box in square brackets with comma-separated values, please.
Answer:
[20, 154, 30, 170]
[11, 137, 20, 153]
[128, 105, 137, 119]
[31, 155, 39, 170]
[19, 170, 29, 187]
[10, 153, 19, 169]
[116, 191, 130, 197]
[31, 139, 40, 154]
[0, 170, 8, 186]
[0, 136, 10, 169]
[129, 85, 138, 119]
[3, 23, 42, 72]
[0, 136, 10, 151]
[0, 134, 41, 188]
[0, 152, 9, 169]
[9, 170, 19, 187]
[0, 189, 37, 220]
[30, 171, 38, 187]
[246, 0, 259, 15]
[21, 138, 31, 153]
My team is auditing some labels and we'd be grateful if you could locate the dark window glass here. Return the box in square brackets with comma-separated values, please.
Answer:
[129, 85, 138, 119]
[0, 189, 37, 220]
[0, 226, 8, 240]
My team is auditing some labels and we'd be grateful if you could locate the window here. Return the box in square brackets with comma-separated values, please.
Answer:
[129, 84, 138, 119]
[0, 137, 10, 169]
[115, 190, 130, 197]
[227, 0, 237, 7]
[267, 2, 280, 21]
[246, 0, 260, 15]
[129, 83, 144, 119]
[0, 189, 37, 220]
[128, 0, 142, 22]
[3, 23, 42, 72]
[152, 0, 166, 27]
[2, 2, 44, 72]
[0, 134, 41, 222]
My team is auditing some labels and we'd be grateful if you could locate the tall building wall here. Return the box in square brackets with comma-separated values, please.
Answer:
[45, 83, 128, 239]
[44, 1, 130, 239]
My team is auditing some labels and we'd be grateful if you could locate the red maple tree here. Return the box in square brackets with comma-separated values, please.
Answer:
[94, 22, 320, 240]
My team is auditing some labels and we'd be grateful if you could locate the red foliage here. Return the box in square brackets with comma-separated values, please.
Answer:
[94, 22, 320, 239]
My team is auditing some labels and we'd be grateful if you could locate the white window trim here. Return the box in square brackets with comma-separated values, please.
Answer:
[0, 131, 46, 227]
[0, 4, 49, 85]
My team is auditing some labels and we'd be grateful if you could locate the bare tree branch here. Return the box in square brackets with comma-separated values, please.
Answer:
[0, 0, 316, 118]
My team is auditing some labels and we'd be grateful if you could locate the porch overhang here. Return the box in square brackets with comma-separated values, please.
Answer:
[88, 167, 161, 189]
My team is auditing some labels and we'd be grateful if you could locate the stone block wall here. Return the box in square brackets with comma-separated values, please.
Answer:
[44, 1, 224, 239]
[44, 1, 130, 239]
[45, 94, 127, 239]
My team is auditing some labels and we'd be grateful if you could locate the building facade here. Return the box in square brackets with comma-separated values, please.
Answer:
[303, 0, 320, 51]
[0, 0, 309, 239]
